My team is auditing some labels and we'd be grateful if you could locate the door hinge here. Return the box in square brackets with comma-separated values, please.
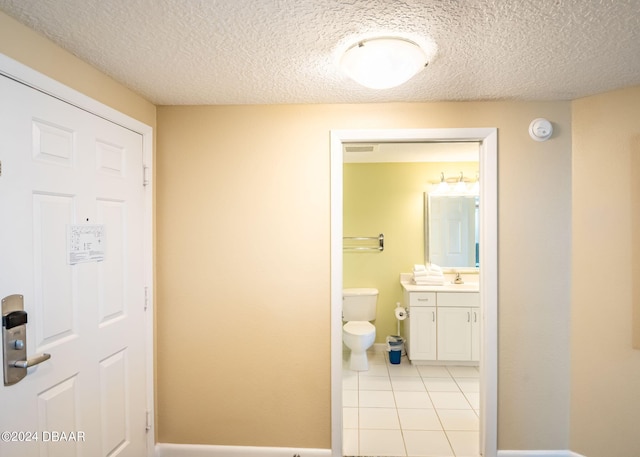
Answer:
[144, 286, 149, 311]
[145, 410, 152, 432]
[142, 165, 150, 187]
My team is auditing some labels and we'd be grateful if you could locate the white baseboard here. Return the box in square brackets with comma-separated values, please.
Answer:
[155, 443, 332, 457]
[372, 342, 388, 353]
[155, 443, 587, 457]
[497, 451, 586, 457]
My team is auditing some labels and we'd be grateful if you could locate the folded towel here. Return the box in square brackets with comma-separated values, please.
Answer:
[413, 271, 444, 278]
[414, 277, 444, 282]
[413, 277, 445, 285]
[419, 269, 443, 276]
[412, 264, 443, 284]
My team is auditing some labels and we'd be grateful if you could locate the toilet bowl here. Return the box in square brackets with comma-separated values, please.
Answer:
[343, 321, 376, 371]
[342, 288, 378, 371]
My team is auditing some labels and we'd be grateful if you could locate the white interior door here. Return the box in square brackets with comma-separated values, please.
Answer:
[0, 74, 148, 456]
[430, 196, 476, 267]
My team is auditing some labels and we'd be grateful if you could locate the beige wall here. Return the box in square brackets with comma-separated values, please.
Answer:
[343, 161, 479, 343]
[571, 86, 640, 457]
[157, 101, 573, 450]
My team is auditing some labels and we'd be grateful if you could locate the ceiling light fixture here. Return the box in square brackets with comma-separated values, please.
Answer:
[340, 37, 428, 89]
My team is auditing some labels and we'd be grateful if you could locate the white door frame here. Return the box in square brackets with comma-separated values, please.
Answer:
[0, 53, 155, 456]
[330, 128, 497, 457]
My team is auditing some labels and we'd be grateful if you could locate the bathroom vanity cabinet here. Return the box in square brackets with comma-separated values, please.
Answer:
[402, 285, 480, 364]
[405, 292, 437, 360]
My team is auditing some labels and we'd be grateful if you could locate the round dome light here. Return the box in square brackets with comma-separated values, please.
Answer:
[340, 37, 428, 89]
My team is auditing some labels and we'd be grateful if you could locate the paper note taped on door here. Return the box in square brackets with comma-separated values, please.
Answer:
[67, 224, 105, 264]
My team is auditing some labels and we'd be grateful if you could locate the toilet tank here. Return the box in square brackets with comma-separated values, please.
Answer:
[342, 288, 378, 321]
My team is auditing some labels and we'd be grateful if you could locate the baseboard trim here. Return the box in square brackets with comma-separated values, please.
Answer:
[497, 451, 586, 457]
[371, 342, 388, 353]
[155, 443, 332, 457]
[155, 443, 587, 457]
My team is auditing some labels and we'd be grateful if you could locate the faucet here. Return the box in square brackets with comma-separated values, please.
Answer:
[454, 272, 464, 284]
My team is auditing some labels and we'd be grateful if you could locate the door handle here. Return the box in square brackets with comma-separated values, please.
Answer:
[13, 353, 51, 369]
[2, 294, 51, 386]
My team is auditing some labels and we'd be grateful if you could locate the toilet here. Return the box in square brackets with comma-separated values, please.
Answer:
[342, 288, 378, 371]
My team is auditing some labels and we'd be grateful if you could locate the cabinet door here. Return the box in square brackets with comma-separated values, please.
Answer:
[471, 309, 480, 362]
[437, 307, 472, 361]
[407, 306, 437, 361]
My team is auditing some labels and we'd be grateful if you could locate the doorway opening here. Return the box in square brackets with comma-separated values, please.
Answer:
[330, 129, 497, 457]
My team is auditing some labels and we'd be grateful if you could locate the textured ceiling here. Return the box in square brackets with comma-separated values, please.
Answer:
[1, 0, 639, 105]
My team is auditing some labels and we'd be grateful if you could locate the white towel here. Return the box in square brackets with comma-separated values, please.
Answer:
[422, 270, 443, 277]
[413, 267, 442, 279]
[413, 264, 443, 283]
[413, 277, 444, 285]
[416, 272, 442, 278]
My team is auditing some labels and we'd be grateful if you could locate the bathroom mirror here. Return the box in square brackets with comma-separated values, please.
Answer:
[425, 193, 479, 269]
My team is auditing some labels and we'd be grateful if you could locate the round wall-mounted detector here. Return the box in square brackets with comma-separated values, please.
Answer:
[529, 118, 553, 141]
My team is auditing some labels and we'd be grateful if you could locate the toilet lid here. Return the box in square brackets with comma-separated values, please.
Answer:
[343, 321, 375, 336]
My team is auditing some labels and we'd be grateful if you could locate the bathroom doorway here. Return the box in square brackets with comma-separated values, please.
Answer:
[330, 129, 497, 457]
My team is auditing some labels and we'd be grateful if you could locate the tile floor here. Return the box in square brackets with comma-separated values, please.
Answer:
[342, 349, 480, 457]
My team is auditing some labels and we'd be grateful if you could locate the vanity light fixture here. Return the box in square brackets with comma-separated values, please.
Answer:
[454, 172, 468, 193]
[432, 171, 479, 195]
[436, 172, 450, 192]
[340, 37, 429, 89]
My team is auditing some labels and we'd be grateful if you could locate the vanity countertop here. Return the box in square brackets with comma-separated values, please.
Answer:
[401, 281, 479, 292]
[400, 273, 479, 292]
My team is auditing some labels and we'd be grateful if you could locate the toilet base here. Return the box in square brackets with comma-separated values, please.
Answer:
[348, 350, 369, 371]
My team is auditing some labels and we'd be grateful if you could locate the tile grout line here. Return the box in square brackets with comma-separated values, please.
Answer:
[388, 355, 409, 457]
[448, 365, 481, 416]
[356, 370, 360, 456]
[443, 366, 480, 456]
[345, 352, 481, 457]
[421, 368, 457, 457]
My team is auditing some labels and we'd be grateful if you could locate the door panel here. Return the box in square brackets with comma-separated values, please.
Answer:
[430, 196, 476, 267]
[407, 306, 437, 360]
[33, 193, 76, 347]
[0, 75, 147, 456]
[38, 376, 80, 457]
[437, 307, 472, 361]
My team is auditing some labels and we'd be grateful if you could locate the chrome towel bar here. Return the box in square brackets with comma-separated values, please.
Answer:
[343, 233, 384, 252]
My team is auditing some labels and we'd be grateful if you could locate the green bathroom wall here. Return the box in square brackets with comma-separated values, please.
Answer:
[343, 160, 479, 343]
